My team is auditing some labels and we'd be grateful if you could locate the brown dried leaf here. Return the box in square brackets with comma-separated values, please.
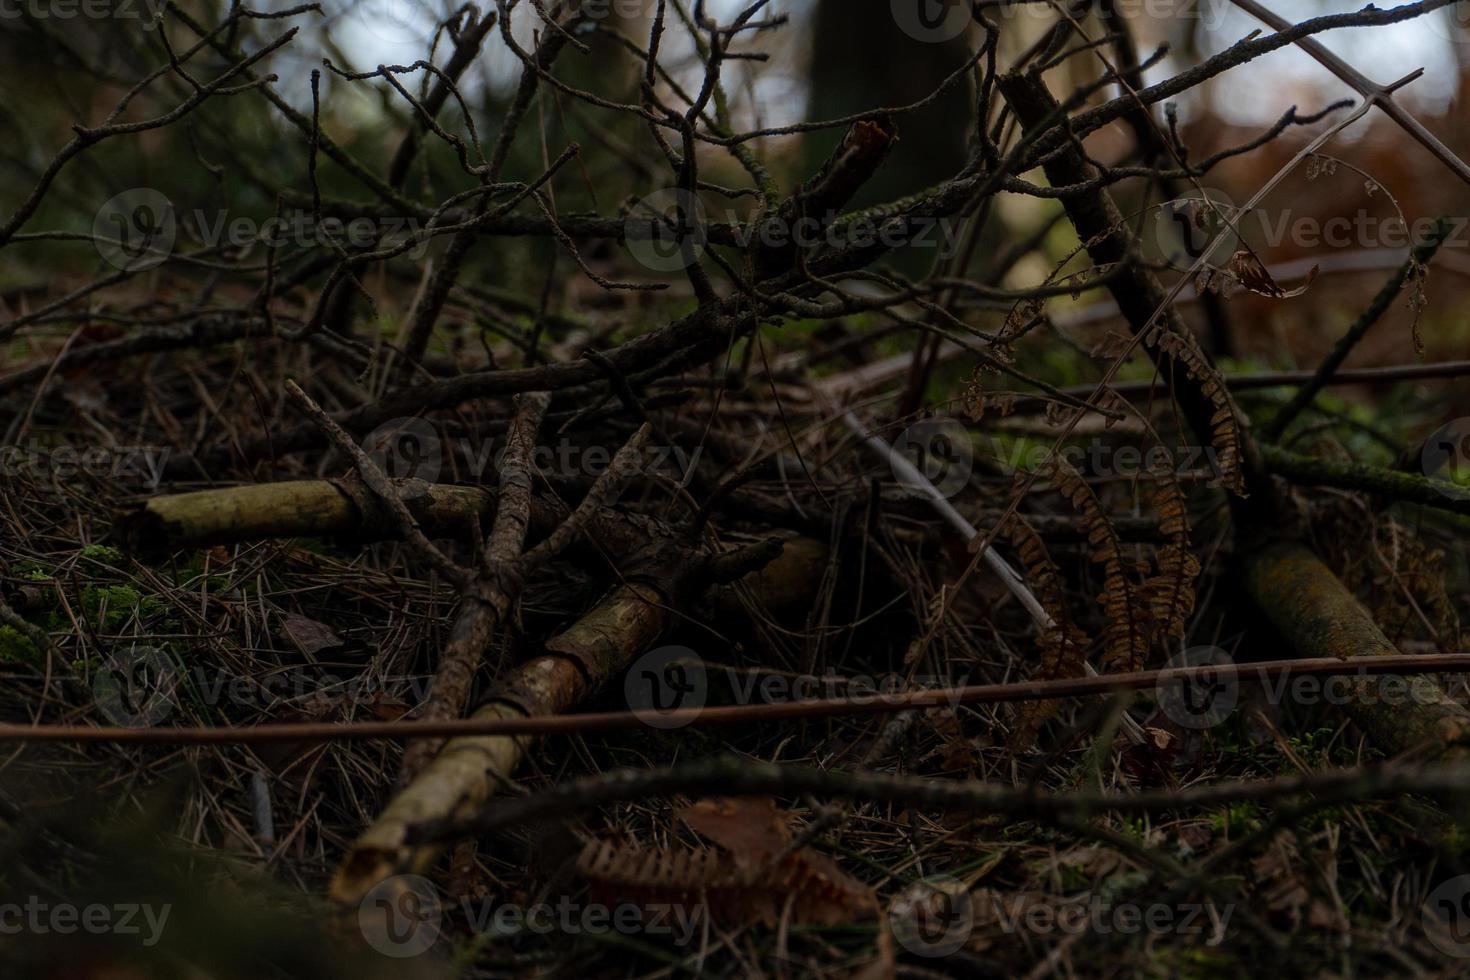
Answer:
[280, 612, 344, 655]
[678, 796, 791, 866]
[1227, 249, 1318, 299]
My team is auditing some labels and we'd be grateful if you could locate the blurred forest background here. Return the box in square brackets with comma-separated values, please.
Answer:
[4, 0, 1469, 380]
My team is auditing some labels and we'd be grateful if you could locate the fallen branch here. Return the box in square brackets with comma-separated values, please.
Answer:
[411, 754, 1470, 844]
[1261, 444, 1470, 517]
[0, 654, 1464, 745]
[328, 534, 806, 905]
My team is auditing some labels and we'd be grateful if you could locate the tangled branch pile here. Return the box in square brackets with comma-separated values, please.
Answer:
[1, 1, 1469, 977]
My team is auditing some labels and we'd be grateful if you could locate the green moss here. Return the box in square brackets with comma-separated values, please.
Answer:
[1208, 802, 1261, 837]
[80, 585, 168, 630]
[81, 544, 125, 565]
[0, 626, 41, 665]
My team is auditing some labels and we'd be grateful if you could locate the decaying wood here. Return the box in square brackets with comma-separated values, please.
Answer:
[328, 536, 822, 906]
[395, 392, 552, 782]
[115, 480, 512, 553]
[1241, 540, 1470, 761]
[1261, 444, 1470, 517]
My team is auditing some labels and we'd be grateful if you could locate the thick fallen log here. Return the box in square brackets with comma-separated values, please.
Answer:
[1241, 540, 1470, 760]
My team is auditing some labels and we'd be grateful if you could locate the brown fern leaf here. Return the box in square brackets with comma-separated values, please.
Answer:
[577, 800, 878, 930]
[1142, 463, 1202, 645]
[1006, 514, 1090, 750]
[577, 839, 749, 924]
[1143, 321, 1248, 497]
[1041, 457, 1149, 671]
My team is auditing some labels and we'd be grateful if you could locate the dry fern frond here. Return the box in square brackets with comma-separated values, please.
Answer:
[1039, 458, 1149, 671]
[1142, 463, 1202, 645]
[577, 797, 877, 930]
[1143, 321, 1248, 496]
[577, 839, 876, 928]
[1007, 514, 1090, 750]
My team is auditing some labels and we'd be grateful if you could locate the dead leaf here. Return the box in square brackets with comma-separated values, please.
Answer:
[280, 612, 344, 655]
[678, 796, 791, 866]
[1227, 250, 1319, 299]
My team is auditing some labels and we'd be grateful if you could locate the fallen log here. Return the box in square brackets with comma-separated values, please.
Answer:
[115, 479, 509, 553]
[1241, 540, 1470, 761]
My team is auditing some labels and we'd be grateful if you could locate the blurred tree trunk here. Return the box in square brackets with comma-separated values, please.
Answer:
[805, 0, 973, 209]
